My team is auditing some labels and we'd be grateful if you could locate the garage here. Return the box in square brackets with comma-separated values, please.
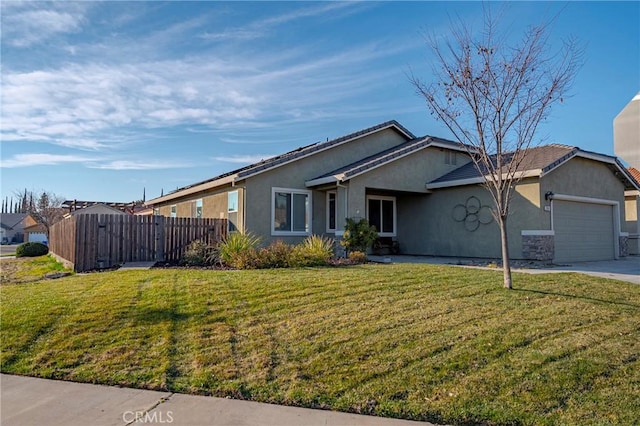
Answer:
[553, 199, 616, 263]
[27, 232, 48, 244]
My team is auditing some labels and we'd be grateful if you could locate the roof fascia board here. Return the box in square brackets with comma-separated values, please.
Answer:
[542, 150, 640, 191]
[305, 174, 345, 188]
[305, 139, 432, 187]
[239, 123, 413, 181]
[427, 169, 542, 189]
[575, 151, 640, 190]
[428, 140, 477, 153]
[339, 142, 432, 182]
[148, 175, 236, 204]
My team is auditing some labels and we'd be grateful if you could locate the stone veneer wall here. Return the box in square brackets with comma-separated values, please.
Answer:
[619, 235, 629, 257]
[522, 234, 554, 261]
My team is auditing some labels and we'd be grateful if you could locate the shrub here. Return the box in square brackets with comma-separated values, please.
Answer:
[181, 240, 218, 266]
[218, 231, 261, 268]
[15, 242, 49, 258]
[339, 218, 378, 254]
[348, 250, 368, 264]
[257, 240, 293, 268]
[290, 235, 334, 267]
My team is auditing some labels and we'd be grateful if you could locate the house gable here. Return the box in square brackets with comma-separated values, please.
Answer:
[148, 120, 415, 206]
[426, 144, 639, 191]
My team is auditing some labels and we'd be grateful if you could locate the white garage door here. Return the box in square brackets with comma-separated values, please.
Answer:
[28, 232, 47, 243]
[553, 200, 615, 263]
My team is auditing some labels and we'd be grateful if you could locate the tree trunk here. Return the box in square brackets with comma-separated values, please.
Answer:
[498, 215, 512, 289]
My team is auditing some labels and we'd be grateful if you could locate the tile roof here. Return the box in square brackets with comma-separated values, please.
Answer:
[153, 120, 415, 201]
[628, 167, 640, 186]
[429, 144, 576, 184]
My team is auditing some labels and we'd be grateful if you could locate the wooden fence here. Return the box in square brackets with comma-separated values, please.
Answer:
[49, 214, 227, 272]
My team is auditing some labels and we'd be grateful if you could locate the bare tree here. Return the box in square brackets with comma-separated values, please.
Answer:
[14, 190, 66, 237]
[410, 10, 581, 289]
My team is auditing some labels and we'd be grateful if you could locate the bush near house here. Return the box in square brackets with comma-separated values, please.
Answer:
[185, 234, 337, 269]
[181, 240, 219, 267]
[15, 242, 49, 258]
[340, 218, 378, 254]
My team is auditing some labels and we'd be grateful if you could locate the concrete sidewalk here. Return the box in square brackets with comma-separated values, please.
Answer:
[0, 374, 435, 426]
[368, 255, 639, 284]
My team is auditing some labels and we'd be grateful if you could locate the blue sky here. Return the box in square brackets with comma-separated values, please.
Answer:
[1, 1, 638, 204]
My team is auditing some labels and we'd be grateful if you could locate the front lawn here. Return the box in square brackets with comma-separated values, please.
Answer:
[1, 259, 638, 425]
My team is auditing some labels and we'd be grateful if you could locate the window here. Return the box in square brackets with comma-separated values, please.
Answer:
[228, 191, 238, 233]
[445, 151, 457, 166]
[366, 195, 396, 236]
[153, 208, 160, 216]
[272, 188, 311, 235]
[195, 199, 203, 218]
[170, 205, 177, 218]
[326, 191, 337, 232]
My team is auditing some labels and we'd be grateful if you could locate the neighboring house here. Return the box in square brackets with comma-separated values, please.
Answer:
[0, 213, 37, 244]
[62, 200, 144, 215]
[24, 223, 48, 243]
[624, 167, 640, 255]
[614, 93, 640, 255]
[0, 223, 8, 243]
[148, 120, 639, 263]
[63, 203, 129, 218]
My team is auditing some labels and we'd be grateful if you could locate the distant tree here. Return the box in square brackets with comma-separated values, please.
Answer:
[410, 9, 581, 289]
[13, 189, 65, 237]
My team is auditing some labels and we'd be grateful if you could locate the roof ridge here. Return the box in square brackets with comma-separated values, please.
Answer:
[156, 120, 414, 200]
[235, 120, 414, 178]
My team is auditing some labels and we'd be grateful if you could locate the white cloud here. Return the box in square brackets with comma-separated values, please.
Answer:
[1, 4, 87, 47]
[1, 36, 414, 151]
[213, 154, 276, 164]
[88, 160, 191, 171]
[0, 153, 95, 168]
[200, 2, 362, 42]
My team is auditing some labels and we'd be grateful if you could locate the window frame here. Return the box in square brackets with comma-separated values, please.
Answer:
[366, 195, 397, 237]
[228, 191, 239, 213]
[195, 199, 203, 218]
[271, 187, 312, 236]
[445, 150, 457, 166]
[326, 191, 337, 233]
[170, 204, 177, 218]
[228, 191, 239, 233]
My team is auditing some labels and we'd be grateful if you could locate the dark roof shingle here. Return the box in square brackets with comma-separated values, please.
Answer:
[430, 144, 576, 184]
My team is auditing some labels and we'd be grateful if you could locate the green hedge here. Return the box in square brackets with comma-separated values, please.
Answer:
[15, 242, 49, 258]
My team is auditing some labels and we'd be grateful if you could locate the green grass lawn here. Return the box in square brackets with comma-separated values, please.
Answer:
[1, 257, 639, 425]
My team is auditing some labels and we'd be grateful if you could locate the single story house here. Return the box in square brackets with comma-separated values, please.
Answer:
[625, 167, 640, 255]
[0, 213, 37, 244]
[148, 121, 639, 263]
[24, 223, 48, 243]
[63, 203, 129, 218]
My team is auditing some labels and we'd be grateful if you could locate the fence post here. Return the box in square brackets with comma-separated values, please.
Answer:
[155, 215, 165, 262]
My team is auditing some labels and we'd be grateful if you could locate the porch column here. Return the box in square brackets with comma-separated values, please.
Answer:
[334, 185, 348, 257]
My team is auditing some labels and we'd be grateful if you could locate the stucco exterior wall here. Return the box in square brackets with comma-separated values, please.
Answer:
[243, 128, 409, 244]
[624, 194, 639, 233]
[346, 147, 471, 220]
[155, 187, 243, 230]
[541, 158, 626, 209]
[397, 177, 544, 258]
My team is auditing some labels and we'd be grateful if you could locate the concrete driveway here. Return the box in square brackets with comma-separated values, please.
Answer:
[0, 244, 19, 256]
[369, 255, 640, 284]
